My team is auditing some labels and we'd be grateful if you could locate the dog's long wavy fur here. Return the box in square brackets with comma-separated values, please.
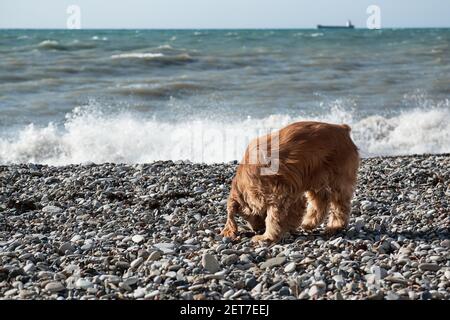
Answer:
[221, 121, 360, 243]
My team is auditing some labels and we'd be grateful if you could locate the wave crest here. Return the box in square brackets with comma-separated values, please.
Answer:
[1, 106, 449, 165]
[111, 52, 164, 59]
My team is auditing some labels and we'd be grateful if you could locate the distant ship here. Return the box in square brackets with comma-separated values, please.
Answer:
[317, 20, 355, 29]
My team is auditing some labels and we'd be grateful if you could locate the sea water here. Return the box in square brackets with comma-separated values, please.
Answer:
[0, 29, 449, 164]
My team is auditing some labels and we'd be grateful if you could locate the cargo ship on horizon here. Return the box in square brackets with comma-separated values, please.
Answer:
[317, 20, 355, 29]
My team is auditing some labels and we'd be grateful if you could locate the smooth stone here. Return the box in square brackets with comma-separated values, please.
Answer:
[260, 256, 286, 269]
[123, 276, 139, 286]
[279, 286, 291, 296]
[361, 201, 374, 211]
[102, 275, 121, 284]
[119, 282, 132, 292]
[19, 289, 34, 298]
[181, 292, 193, 300]
[365, 274, 377, 284]
[408, 291, 418, 300]
[224, 289, 234, 299]
[385, 292, 400, 300]
[165, 271, 177, 279]
[75, 278, 93, 290]
[153, 276, 162, 284]
[420, 291, 432, 300]
[202, 253, 220, 273]
[42, 205, 63, 214]
[333, 275, 344, 283]
[385, 275, 408, 285]
[239, 254, 252, 264]
[284, 262, 296, 273]
[245, 277, 257, 290]
[81, 243, 93, 251]
[367, 291, 385, 300]
[23, 263, 36, 273]
[329, 237, 344, 246]
[215, 244, 227, 252]
[221, 254, 238, 266]
[370, 266, 388, 279]
[268, 281, 283, 292]
[334, 292, 344, 300]
[298, 291, 310, 300]
[445, 270, 450, 280]
[184, 238, 197, 245]
[147, 251, 162, 261]
[251, 282, 263, 294]
[418, 263, 441, 272]
[441, 240, 450, 248]
[146, 290, 160, 299]
[115, 261, 130, 269]
[133, 287, 146, 299]
[58, 242, 75, 255]
[230, 289, 245, 299]
[333, 275, 344, 288]
[4, 288, 18, 297]
[153, 243, 175, 254]
[130, 257, 143, 269]
[70, 235, 82, 242]
[222, 237, 232, 244]
[308, 285, 322, 297]
[354, 218, 365, 232]
[131, 235, 145, 244]
[45, 282, 65, 293]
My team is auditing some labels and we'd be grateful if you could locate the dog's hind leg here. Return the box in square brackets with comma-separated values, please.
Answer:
[327, 158, 358, 234]
[251, 204, 287, 243]
[284, 195, 307, 233]
[221, 197, 240, 239]
[326, 186, 353, 234]
[301, 189, 330, 231]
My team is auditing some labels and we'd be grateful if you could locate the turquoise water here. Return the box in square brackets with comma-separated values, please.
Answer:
[0, 29, 449, 164]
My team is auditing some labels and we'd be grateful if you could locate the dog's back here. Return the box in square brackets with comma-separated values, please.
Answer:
[238, 121, 359, 190]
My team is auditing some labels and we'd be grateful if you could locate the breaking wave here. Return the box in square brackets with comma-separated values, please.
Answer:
[1, 106, 449, 165]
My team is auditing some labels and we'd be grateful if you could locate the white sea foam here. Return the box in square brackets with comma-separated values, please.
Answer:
[0, 106, 449, 165]
[92, 36, 108, 41]
[37, 40, 60, 49]
[110, 52, 164, 59]
[157, 44, 173, 50]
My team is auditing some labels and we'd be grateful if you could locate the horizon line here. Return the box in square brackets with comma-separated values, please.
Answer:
[1, 26, 450, 30]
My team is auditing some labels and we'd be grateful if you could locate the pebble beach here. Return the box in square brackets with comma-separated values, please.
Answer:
[0, 154, 449, 300]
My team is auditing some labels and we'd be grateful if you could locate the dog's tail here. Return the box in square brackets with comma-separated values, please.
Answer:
[341, 124, 352, 132]
[341, 124, 359, 154]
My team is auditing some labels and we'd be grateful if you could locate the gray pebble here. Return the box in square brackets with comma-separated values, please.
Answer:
[202, 253, 220, 273]
[260, 256, 286, 269]
[45, 282, 65, 293]
[419, 263, 441, 272]
[284, 262, 296, 273]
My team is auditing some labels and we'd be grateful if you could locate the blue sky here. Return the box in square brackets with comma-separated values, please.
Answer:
[1, 0, 449, 29]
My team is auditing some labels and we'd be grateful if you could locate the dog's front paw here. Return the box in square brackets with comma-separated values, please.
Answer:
[325, 218, 348, 235]
[251, 235, 267, 244]
[221, 226, 238, 239]
[251, 234, 276, 244]
[301, 221, 317, 231]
